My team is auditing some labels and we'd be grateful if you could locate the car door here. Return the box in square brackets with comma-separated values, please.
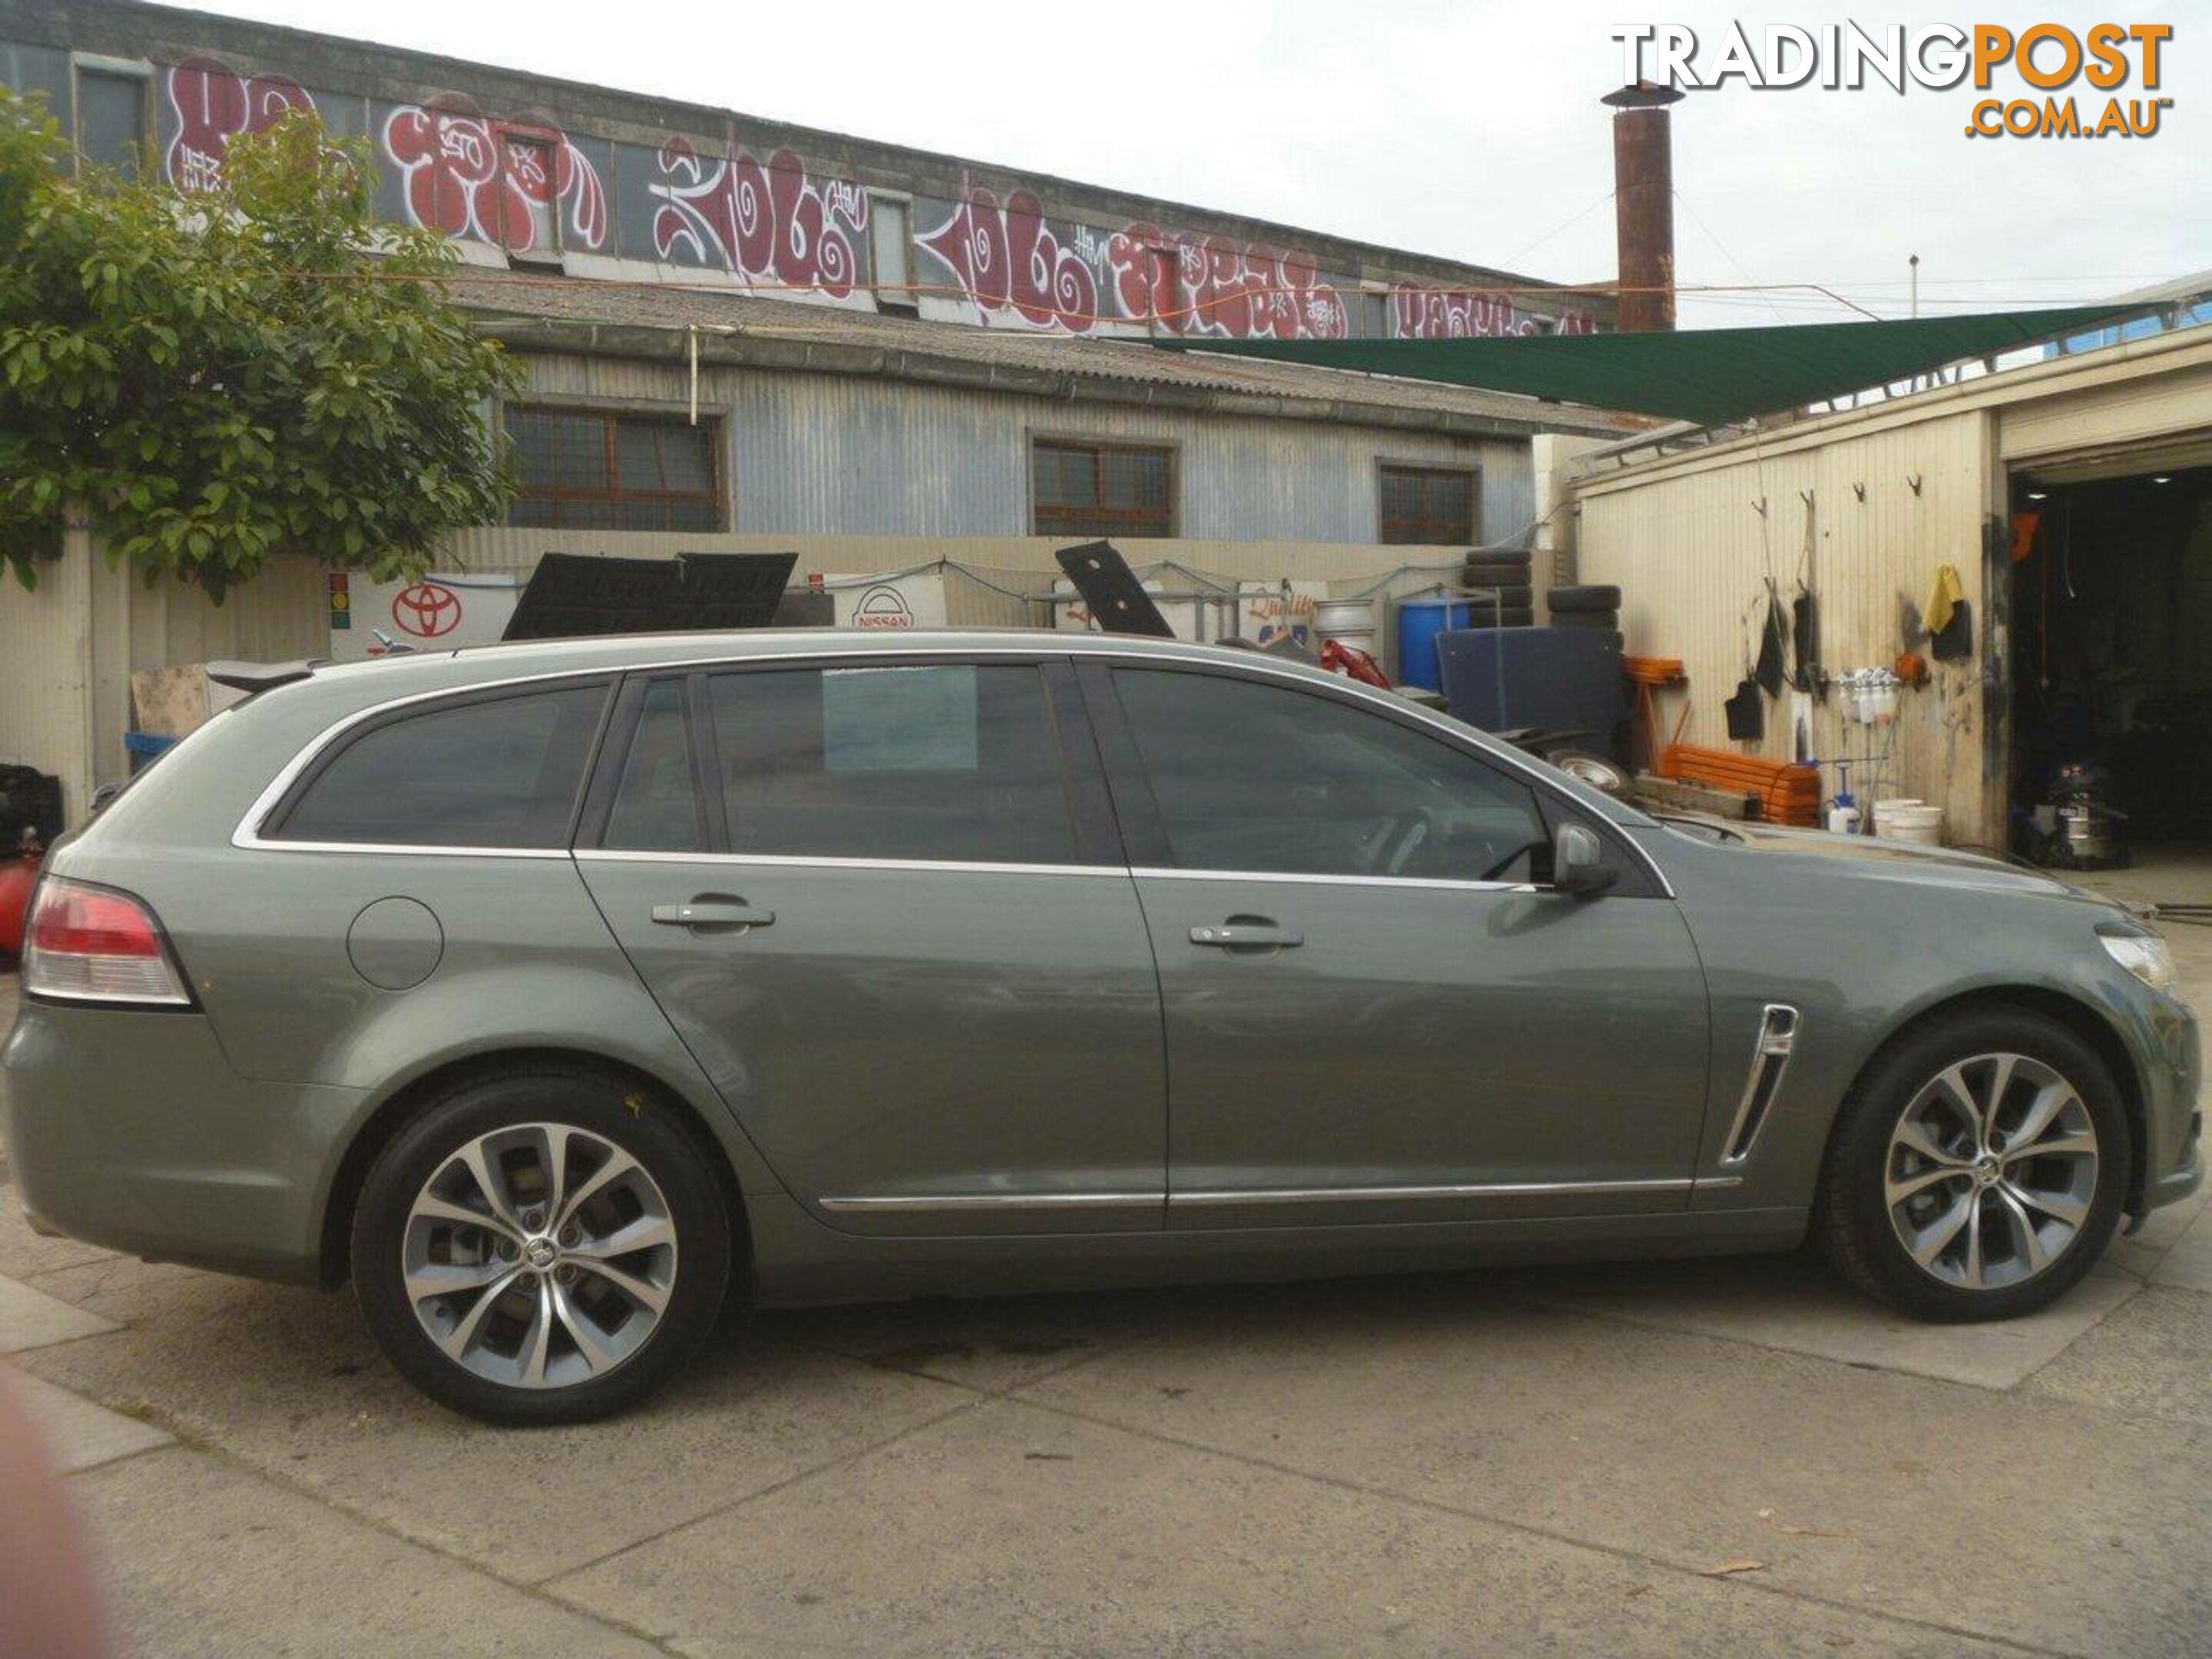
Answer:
[1081, 658, 1711, 1230]
[575, 654, 1166, 1237]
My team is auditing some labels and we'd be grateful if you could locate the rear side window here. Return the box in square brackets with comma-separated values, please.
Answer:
[704, 664, 1076, 864]
[603, 680, 704, 853]
[273, 684, 608, 848]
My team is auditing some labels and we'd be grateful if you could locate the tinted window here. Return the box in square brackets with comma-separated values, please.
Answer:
[604, 680, 704, 852]
[1113, 669, 1545, 881]
[707, 665, 1075, 864]
[276, 684, 607, 847]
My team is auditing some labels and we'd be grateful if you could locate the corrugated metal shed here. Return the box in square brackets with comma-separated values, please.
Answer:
[448, 273, 1634, 442]
[515, 350, 1536, 545]
[1571, 326, 2212, 848]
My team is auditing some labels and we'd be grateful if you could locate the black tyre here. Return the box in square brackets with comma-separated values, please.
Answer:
[1815, 1009, 2129, 1322]
[1463, 551, 1532, 576]
[1463, 607, 1537, 628]
[1551, 611, 1620, 632]
[1547, 584, 1621, 614]
[353, 1069, 733, 1424]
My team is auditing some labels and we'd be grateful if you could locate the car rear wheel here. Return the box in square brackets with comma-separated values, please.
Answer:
[353, 1071, 730, 1423]
[1816, 1011, 2128, 1321]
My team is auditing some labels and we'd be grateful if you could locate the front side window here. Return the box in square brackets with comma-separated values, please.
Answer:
[1112, 668, 1545, 882]
[1031, 440, 1174, 538]
[506, 407, 721, 532]
[1379, 464, 1478, 545]
[705, 664, 1076, 865]
[273, 684, 607, 847]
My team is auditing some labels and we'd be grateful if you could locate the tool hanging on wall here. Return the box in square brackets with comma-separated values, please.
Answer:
[1727, 605, 1765, 740]
[1791, 490, 1822, 697]
[1756, 577, 1790, 698]
[1925, 561, 1973, 661]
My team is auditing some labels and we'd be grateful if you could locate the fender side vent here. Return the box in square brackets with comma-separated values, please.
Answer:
[1720, 1005, 1800, 1166]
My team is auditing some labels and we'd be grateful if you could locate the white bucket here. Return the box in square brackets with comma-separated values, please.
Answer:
[1315, 598, 1378, 655]
[1874, 800, 1944, 845]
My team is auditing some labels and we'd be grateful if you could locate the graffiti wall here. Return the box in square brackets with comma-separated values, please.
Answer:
[124, 51, 1600, 336]
[649, 138, 863, 296]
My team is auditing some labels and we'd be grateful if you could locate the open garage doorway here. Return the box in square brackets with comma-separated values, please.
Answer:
[2006, 450, 2212, 902]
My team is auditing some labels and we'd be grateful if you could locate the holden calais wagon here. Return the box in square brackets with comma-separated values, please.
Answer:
[5, 631, 2200, 1422]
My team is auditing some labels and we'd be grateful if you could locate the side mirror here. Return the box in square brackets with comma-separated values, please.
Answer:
[1551, 823, 1618, 897]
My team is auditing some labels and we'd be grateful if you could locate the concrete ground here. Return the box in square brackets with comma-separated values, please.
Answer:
[2, 853, 2210, 1657]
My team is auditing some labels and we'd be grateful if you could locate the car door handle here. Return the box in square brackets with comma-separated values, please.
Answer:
[652, 900, 775, 932]
[1190, 922, 1303, 949]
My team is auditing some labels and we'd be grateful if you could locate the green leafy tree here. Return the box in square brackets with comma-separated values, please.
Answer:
[0, 92, 520, 598]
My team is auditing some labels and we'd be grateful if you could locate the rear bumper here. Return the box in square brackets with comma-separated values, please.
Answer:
[2, 998, 366, 1286]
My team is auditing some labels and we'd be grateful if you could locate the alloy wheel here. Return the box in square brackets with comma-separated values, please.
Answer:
[400, 1121, 678, 1389]
[1883, 1052, 2100, 1292]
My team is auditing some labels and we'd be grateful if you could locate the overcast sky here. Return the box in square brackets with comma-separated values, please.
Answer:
[184, 2, 2210, 329]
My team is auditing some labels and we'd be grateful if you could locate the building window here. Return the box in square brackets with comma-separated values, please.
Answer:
[1031, 439, 1174, 539]
[869, 192, 915, 313]
[1378, 464, 1479, 545]
[75, 65, 147, 176]
[498, 134, 560, 259]
[506, 407, 723, 532]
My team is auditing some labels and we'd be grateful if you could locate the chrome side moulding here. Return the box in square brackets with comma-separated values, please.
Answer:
[816, 1177, 1696, 1215]
[817, 1191, 1163, 1214]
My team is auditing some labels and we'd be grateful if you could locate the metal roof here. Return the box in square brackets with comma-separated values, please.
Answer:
[1152, 307, 2134, 428]
[444, 273, 1637, 441]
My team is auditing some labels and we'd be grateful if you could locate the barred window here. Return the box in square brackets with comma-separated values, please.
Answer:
[1378, 465, 1479, 546]
[506, 407, 722, 532]
[1031, 439, 1174, 538]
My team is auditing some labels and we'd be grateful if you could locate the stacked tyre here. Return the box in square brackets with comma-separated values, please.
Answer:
[1462, 550, 1534, 628]
[1547, 584, 1621, 636]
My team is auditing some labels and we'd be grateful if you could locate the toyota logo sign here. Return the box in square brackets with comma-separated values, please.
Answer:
[391, 583, 463, 638]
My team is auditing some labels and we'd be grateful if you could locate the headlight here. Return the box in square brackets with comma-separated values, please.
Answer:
[2100, 931, 2178, 994]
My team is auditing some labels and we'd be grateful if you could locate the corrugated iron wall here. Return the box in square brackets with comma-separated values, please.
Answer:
[1576, 409, 1995, 843]
[0, 536, 327, 819]
[515, 355, 1538, 547]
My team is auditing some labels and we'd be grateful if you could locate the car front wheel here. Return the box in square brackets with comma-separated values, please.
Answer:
[1816, 1010, 2130, 1321]
[352, 1071, 731, 1423]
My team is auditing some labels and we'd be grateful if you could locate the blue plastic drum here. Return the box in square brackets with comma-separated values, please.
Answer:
[1395, 598, 1473, 691]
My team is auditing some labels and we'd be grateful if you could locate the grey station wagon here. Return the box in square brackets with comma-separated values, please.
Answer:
[4, 631, 2200, 1422]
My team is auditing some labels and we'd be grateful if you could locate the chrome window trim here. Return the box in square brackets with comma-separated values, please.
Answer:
[1131, 866, 1530, 896]
[225, 641, 1677, 900]
[576, 849, 1124, 879]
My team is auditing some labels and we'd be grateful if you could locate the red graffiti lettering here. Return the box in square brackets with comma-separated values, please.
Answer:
[380, 103, 605, 253]
[651, 141, 861, 298]
[919, 182, 1101, 330]
[1390, 283, 1595, 339]
[163, 58, 315, 193]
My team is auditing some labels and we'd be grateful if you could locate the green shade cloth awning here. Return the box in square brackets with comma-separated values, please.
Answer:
[1152, 307, 2129, 427]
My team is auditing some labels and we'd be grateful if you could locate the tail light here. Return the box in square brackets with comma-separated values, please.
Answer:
[22, 877, 194, 1007]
